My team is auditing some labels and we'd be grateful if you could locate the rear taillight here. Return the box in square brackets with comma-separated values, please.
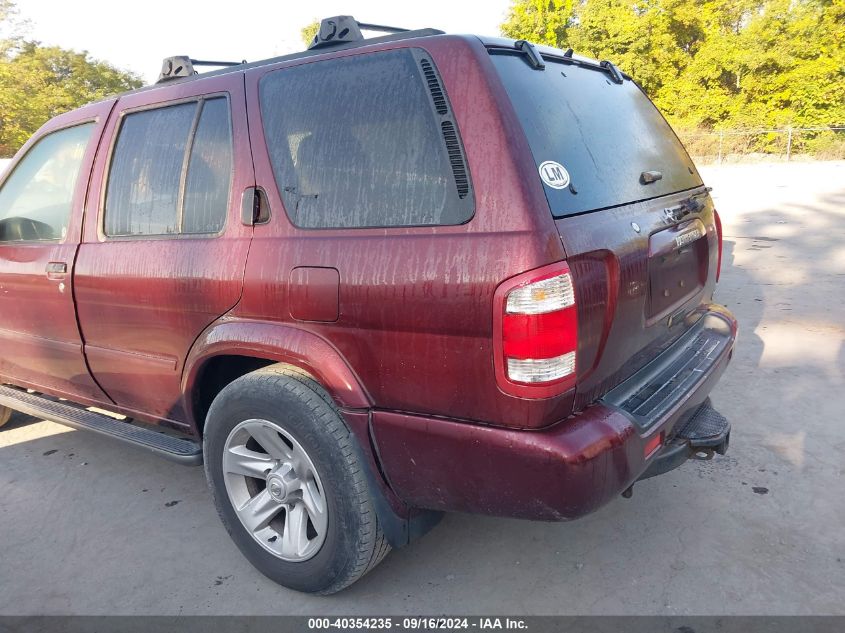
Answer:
[714, 209, 723, 282]
[493, 262, 578, 398]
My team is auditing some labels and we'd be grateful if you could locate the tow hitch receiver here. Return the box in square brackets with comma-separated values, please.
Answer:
[636, 399, 730, 482]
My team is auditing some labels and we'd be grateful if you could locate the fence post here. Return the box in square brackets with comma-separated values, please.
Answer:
[718, 131, 724, 165]
[786, 127, 793, 162]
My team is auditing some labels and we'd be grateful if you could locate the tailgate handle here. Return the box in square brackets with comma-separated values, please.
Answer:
[640, 170, 663, 184]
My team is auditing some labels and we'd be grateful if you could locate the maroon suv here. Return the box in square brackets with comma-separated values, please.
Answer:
[0, 17, 735, 594]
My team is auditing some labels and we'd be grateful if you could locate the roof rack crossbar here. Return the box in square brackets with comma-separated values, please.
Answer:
[356, 22, 410, 34]
[148, 20, 442, 88]
[190, 59, 244, 68]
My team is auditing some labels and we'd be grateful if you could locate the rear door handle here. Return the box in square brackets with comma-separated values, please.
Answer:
[241, 187, 271, 226]
[46, 261, 67, 280]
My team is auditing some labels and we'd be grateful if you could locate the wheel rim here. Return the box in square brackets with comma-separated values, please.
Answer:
[222, 419, 328, 562]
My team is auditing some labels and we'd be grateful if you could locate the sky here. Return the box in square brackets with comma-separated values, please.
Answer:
[16, 0, 513, 84]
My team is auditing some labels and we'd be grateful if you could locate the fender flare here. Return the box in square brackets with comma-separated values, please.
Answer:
[181, 317, 371, 426]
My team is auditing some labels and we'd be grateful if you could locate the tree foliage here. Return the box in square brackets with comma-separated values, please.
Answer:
[500, 0, 845, 135]
[0, 3, 142, 157]
[501, 0, 574, 46]
[301, 20, 320, 47]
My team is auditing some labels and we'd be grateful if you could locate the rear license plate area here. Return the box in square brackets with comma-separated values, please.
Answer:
[647, 218, 707, 320]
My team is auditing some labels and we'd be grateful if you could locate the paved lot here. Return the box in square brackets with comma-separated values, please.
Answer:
[1, 162, 843, 615]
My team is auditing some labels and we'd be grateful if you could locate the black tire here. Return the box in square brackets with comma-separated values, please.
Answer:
[203, 365, 390, 594]
[0, 405, 11, 428]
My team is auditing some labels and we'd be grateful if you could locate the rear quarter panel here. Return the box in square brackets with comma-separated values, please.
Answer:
[236, 35, 572, 429]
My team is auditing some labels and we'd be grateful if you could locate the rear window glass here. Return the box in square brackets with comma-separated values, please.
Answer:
[491, 52, 702, 217]
[259, 48, 473, 229]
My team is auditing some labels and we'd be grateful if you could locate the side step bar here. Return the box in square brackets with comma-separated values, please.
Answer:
[0, 385, 202, 465]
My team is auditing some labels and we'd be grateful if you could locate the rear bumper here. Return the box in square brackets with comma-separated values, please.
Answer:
[371, 306, 737, 521]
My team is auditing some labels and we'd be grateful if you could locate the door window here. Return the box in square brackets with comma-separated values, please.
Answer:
[104, 97, 233, 237]
[0, 123, 94, 242]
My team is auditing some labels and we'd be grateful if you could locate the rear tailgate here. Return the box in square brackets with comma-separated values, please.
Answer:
[556, 191, 719, 410]
[489, 43, 721, 410]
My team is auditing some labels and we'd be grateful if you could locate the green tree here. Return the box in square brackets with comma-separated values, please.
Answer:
[501, 0, 574, 46]
[0, 0, 27, 55]
[500, 0, 845, 140]
[301, 20, 320, 47]
[0, 42, 142, 156]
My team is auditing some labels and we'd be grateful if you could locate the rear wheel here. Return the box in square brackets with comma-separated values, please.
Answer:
[0, 405, 11, 428]
[203, 365, 390, 594]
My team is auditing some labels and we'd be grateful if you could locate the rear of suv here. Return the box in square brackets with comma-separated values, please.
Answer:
[0, 17, 735, 594]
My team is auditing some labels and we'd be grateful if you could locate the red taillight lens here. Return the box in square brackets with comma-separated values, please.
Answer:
[502, 309, 578, 359]
[714, 209, 723, 282]
[493, 262, 578, 397]
[644, 431, 664, 458]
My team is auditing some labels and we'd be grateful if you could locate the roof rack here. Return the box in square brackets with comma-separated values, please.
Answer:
[307, 15, 412, 50]
[143, 18, 441, 90]
[157, 56, 245, 84]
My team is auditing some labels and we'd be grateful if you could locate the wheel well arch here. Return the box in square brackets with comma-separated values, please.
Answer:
[187, 353, 370, 437]
[190, 355, 278, 436]
[182, 320, 372, 436]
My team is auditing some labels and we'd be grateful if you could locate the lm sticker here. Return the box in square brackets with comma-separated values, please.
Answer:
[538, 161, 570, 189]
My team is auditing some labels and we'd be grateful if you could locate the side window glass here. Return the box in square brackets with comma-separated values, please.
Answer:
[259, 49, 474, 229]
[104, 103, 195, 236]
[182, 98, 232, 234]
[0, 123, 94, 242]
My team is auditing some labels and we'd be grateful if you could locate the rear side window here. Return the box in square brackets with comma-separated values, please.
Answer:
[259, 48, 473, 229]
[490, 52, 702, 217]
[104, 97, 232, 237]
[0, 123, 94, 242]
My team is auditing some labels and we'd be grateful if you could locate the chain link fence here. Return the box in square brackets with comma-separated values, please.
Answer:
[677, 126, 845, 165]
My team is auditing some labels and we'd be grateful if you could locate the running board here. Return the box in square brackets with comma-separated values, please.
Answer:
[0, 385, 202, 465]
